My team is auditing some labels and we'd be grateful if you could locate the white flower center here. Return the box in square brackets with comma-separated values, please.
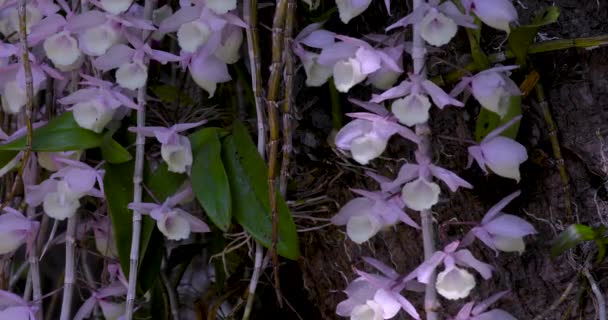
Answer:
[177, 20, 212, 53]
[2, 81, 27, 114]
[350, 300, 383, 320]
[401, 178, 440, 211]
[79, 24, 119, 56]
[99, 300, 125, 320]
[160, 136, 193, 173]
[303, 54, 333, 87]
[43, 31, 82, 68]
[99, 0, 133, 15]
[43, 181, 81, 220]
[335, 0, 372, 24]
[350, 133, 387, 165]
[72, 99, 114, 133]
[205, 0, 237, 14]
[493, 235, 525, 254]
[214, 29, 243, 64]
[391, 93, 432, 127]
[346, 215, 382, 244]
[420, 10, 458, 47]
[435, 267, 476, 300]
[333, 58, 367, 93]
[158, 212, 191, 240]
[116, 61, 148, 90]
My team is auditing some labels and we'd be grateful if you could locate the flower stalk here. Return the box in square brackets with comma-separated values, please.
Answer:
[59, 214, 77, 320]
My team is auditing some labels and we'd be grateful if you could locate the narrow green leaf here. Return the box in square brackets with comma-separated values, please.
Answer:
[508, 6, 560, 66]
[221, 121, 299, 260]
[551, 224, 598, 257]
[474, 95, 522, 142]
[0, 112, 102, 151]
[0, 151, 19, 169]
[465, 19, 490, 70]
[100, 136, 132, 164]
[191, 128, 231, 231]
[149, 280, 170, 320]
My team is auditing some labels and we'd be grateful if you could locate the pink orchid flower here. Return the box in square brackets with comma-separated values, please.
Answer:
[371, 72, 463, 126]
[129, 120, 205, 173]
[461, 191, 536, 254]
[293, 22, 336, 87]
[93, 31, 180, 90]
[0, 289, 39, 319]
[381, 151, 472, 211]
[128, 185, 210, 240]
[337, 257, 420, 320]
[59, 74, 139, 132]
[450, 291, 516, 320]
[386, 0, 476, 46]
[461, 0, 519, 33]
[0, 207, 39, 255]
[335, 0, 391, 24]
[332, 184, 420, 244]
[73, 282, 127, 320]
[88, 216, 119, 258]
[467, 116, 528, 182]
[451, 65, 521, 117]
[405, 241, 493, 300]
[334, 99, 420, 165]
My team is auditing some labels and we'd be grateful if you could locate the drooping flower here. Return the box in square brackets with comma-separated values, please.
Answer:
[293, 23, 336, 87]
[450, 291, 517, 320]
[405, 241, 493, 300]
[128, 120, 205, 173]
[467, 116, 528, 182]
[0, 207, 39, 255]
[461, 0, 518, 33]
[335, 0, 373, 24]
[461, 191, 536, 254]
[386, 0, 477, 46]
[451, 65, 521, 117]
[334, 99, 419, 165]
[381, 151, 472, 211]
[337, 257, 420, 320]
[371, 73, 463, 127]
[332, 185, 419, 244]
[73, 282, 127, 320]
[89, 216, 119, 258]
[128, 185, 210, 240]
[37, 150, 82, 172]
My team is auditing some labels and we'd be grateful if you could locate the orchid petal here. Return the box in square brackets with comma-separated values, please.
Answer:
[482, 191, 520, 224]
[454, 249, 493, 279]
[370, 80, 412, 103]
[429, 164, 473, 192]
[421, 79, 463, 108]
[483, 214, 537, 238]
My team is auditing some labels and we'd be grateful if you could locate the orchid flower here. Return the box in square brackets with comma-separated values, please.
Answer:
[386, 0, 476, 46]
[371, 73, 463, 126]
[337, 257, 420, 320]
[405, 241, 493, 300]
[335, 99, 420, 165]
[59, 74, 139, 132]
[381, 151, 472, 211]
[367, 45, 404, 90]
[93, 32, 180, 90]
[128, 120, 205, 173]
[0, 0, 55, 36]
[0, 122, 46, 177]
[0, 289, 38, 319]
[461, 191, 536, 254]
[73, 282, 127, 320]
[107, 263, 128, 288]
[335, 0, 391, 24]
[451, 65, 521, 117]
[128, 185, 210, 240]
[468, 116, 528, 182]
[315, 35, 402, 93]
[461, 0, 518, 33]
[0, 207, 39, 255]
[0, 43, 63, 114]
[90, 217, 119, 258]
[450, 291, 517, 320]
[293, 22, 336, 87]
[37, 150, 82, 172]
[151, 5, 173, 40]
[332, 183, 420, 244]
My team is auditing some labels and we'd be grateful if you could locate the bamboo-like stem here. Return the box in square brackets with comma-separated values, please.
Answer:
[412, 0, 438, 319]
[28, 204, 42, 317]
[243, 0, 268, 317]
[266, 0, 288, 306]
[279, 0, 295, 197]
[534, 80, 573, 220]
[2, 0, 35, 209]
[583, 268, 606, 320]
[59, 215, 78, 320]
[432, 34, 608, 86]
[244, 0, 266, 149]
[125, 1, 156, 318]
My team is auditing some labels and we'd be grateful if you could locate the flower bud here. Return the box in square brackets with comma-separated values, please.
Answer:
[333, 58, 367, 93]
[43, 31, 82, 68]
[79, 24, 120, 56]
[435, 267, 476, 300]
[72, 99, 115, 133]
[160, 135, 193, 173]
[1, 81, 27, 114]
[177, 20, 212, 53]
[391, 93, 432, 127]
[94, 227, 119, 258]
[116, 61, 148, 90]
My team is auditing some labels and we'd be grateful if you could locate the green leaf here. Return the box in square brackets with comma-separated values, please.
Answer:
[465, 19, 490, 70]
[150, 84, 194, 106]
[221, 121, 299, 260]
[100, 135, 132, 164]
[551, 224, 598, 257]
[474, 95, 522, 142]
[0, 112, 102, 151]
[149, 280, 169, 320]
[191, 128, 231, 231]
[0, 151, 19, 170]
[508, 6, 560, 66]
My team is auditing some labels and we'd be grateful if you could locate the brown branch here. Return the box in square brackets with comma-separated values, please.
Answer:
[279, 0, 295, 197]
[266, 0, 288, 307]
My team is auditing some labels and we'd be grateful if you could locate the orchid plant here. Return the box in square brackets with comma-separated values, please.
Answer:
[0, 0, 560, 318]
